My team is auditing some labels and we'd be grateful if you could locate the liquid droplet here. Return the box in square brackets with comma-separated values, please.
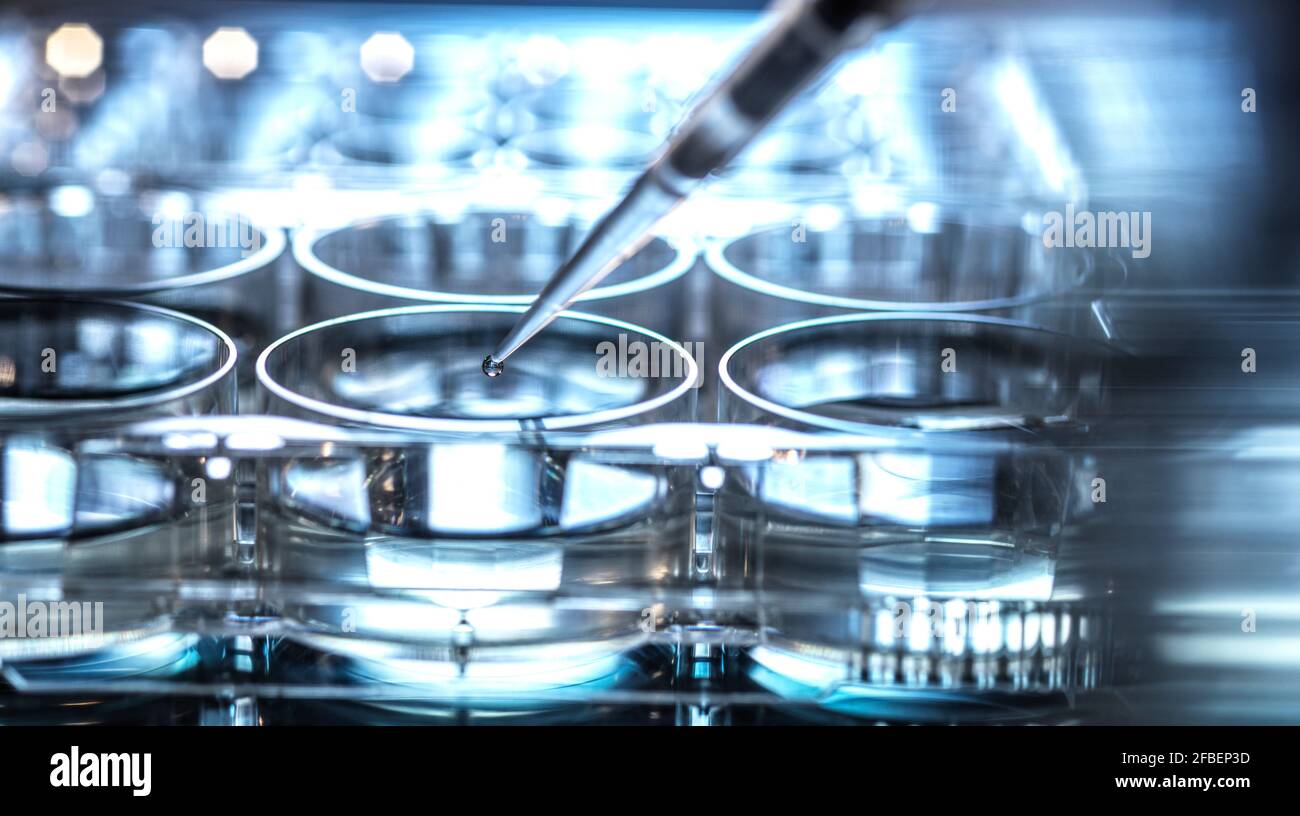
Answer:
[481, 355, 505, 378]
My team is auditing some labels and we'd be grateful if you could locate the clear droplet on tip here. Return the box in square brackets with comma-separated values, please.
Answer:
[482, 355, 505, 378]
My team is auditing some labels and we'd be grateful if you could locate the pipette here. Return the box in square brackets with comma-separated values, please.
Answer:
[484, 0, 907, 376]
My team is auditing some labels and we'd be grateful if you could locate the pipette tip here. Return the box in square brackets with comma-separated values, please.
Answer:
[481, 355, 505, 378]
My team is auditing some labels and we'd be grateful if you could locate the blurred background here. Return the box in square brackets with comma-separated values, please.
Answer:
[1, 0, 1298, 725]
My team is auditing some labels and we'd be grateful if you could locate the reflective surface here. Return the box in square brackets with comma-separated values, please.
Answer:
[0, 0, 1295, 726]
[0, 300, 237, 671]
[714, 315, 1113, 712]
[711, 206, 1089, 313]
[746, 600, 1107, 723]
[0, 300, 235, 546]
[260, 306, 697, 431]
[0, 186, 276, 295]
[706, 203, 1098, 371]
[298, 199, 693, 337]
[0, 183, 286, 392]
[720, 313, 1109, 433]
[0, 299, 235, 422]
[256, 306, 696, 701]
[0, 296, 233, 558]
